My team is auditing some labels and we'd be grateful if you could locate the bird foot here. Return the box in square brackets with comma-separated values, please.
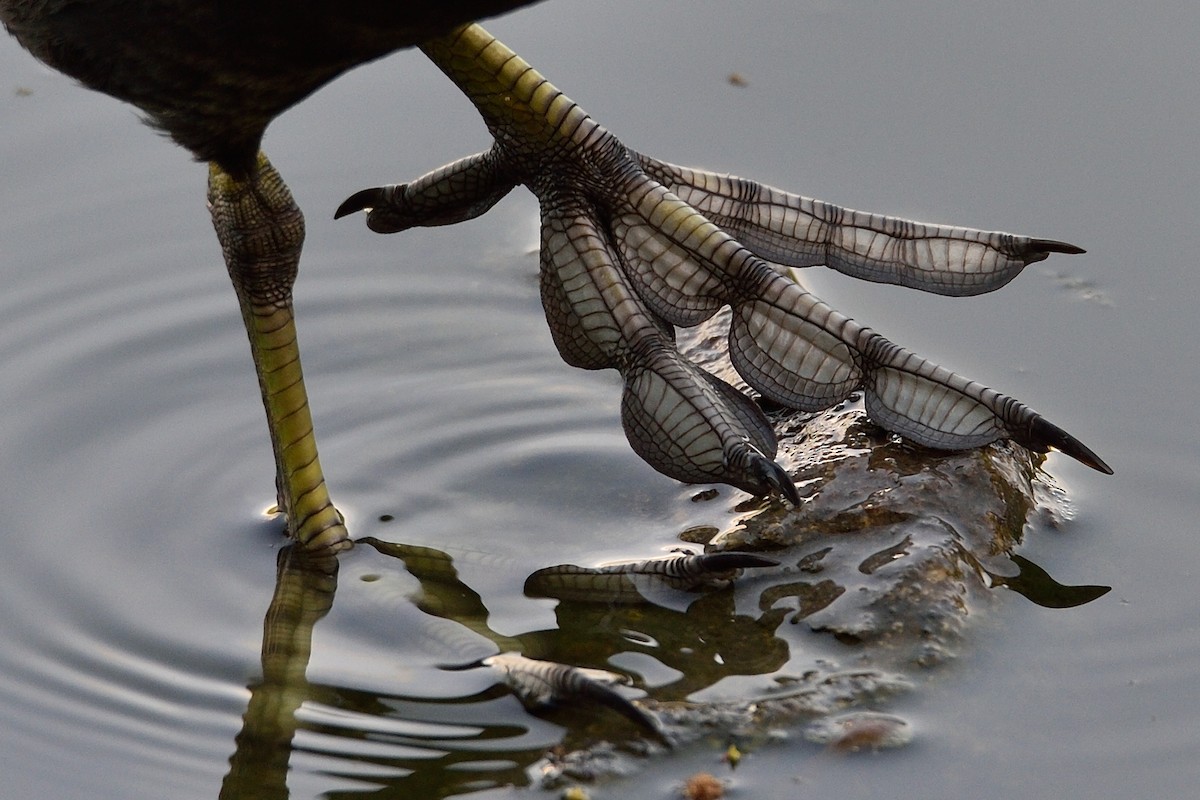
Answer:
[336, 24, 1110, 504]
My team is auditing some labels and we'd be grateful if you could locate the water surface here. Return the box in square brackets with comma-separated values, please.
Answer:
[1, 1, 1197, 797]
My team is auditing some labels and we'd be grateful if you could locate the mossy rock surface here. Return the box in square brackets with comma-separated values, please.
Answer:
[527, 310, 1077, 784]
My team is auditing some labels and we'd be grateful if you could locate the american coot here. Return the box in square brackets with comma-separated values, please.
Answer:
[1, 4, 1110, 557]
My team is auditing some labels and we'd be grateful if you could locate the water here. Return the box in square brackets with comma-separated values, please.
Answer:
[1, 1, 1197, 797]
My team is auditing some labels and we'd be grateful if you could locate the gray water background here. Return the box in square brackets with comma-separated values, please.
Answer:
[1, 1, 1196, 796]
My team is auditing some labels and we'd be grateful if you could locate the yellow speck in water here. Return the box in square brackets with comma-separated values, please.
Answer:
[360, 573, 382, 583]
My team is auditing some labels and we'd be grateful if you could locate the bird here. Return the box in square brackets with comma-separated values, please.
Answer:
[1, 3, 1111, 557]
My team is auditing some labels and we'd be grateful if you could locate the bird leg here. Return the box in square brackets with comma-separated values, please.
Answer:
[338, 24, 1110, 503]
[209, 153, 351, 554]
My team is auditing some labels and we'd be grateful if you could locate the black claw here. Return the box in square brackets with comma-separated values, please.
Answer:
[437, 658, 489, 671]
[1023, 238, 1087, 264]
[1026, 415, 1113, 474]
[1036, 238, 1087, 255]
[334, 187, 386, 219]
[744, 451, 802, 506]
[765, 457, 802, 506]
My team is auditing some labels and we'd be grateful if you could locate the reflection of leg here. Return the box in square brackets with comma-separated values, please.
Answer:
[361, 538, 673, 740]
[208, 154, 350, 554]
[220, 547, 338, 800]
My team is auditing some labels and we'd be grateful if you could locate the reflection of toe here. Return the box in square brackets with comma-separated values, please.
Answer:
[525, 551, 779, 602]
[483, 652, 665, 741]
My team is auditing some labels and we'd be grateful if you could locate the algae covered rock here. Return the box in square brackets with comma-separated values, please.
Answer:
[514, 310, 1104, 783]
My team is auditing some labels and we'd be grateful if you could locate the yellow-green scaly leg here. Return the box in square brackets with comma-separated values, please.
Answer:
[209, 154, 350, 554]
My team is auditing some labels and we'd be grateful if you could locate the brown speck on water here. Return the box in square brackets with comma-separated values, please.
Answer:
[726, 72, 748, 87]
[804, 711, 913, 753]
[15, 86, 32, 97]
[683, 772, 725, 800]
[679, 524, 719, 544]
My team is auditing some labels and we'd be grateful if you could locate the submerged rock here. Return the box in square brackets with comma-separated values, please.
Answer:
[520, 309, 1095, 784]
[681, 308, 1048, 665]
[353, 308, 1101, 790]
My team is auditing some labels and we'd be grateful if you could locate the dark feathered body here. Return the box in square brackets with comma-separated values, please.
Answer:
[0, 0, 539, 173]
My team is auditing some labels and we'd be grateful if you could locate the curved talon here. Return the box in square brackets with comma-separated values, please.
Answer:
[333, 187, 386, 220]
[438, 657, 488, 672]
[1024, 238, 1087, 260]
[743, 448, 803, 506]
[1024, 415, 1113, 474]
[338, 149, 519, 232]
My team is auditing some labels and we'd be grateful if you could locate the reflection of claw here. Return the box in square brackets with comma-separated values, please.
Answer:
[990, 553, 1111, 609]
[338, 23, 1112, 499]
[478, 652, 666, 742]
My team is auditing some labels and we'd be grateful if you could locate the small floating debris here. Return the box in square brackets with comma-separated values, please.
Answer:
[683, 771, 726, 799]
[803, 711, 913, 753]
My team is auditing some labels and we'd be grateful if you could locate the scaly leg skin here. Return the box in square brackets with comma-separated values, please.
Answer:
[337, 24, 1112, 503]
[209, 153, 351, 555]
